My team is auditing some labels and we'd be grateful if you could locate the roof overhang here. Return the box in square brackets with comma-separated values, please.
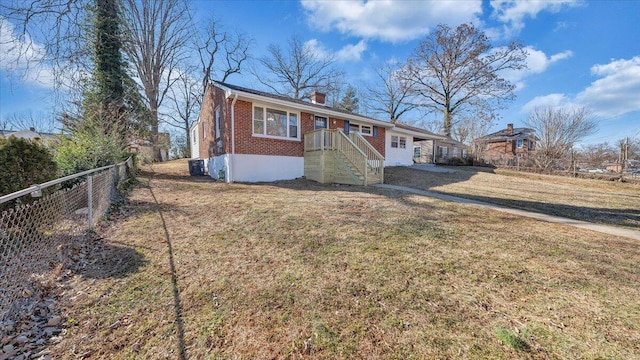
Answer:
[216, 83, 394, 128]
[390, 126, 444, 141]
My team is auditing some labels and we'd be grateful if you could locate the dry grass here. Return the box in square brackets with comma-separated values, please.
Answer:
[50, 160, 640, 359]
[385, 166, 640, 229]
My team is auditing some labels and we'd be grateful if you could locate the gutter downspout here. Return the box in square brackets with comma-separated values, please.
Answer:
[229, 92, 238, 183]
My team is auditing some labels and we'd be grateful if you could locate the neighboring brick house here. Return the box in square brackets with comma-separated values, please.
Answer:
[191, 81, 392, 183]
[475, 123, 536, 165]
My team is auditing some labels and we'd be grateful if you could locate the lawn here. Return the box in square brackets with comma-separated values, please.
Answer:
[385, 166, 640, 229]
[50, 160, 640, 359]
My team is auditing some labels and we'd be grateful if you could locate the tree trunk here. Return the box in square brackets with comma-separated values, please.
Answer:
[443, 107, 452, 137]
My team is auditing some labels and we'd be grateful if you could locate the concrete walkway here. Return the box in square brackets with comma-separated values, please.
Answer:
[411, 164, 456, 173]
[375, 184, 640, 241]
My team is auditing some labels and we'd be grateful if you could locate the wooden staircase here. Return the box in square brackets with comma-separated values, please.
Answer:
[304, 129, 384, 185]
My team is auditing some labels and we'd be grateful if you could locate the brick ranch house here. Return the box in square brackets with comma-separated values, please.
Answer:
[474, 123, 536, 166]
[190, 81, 392, 184]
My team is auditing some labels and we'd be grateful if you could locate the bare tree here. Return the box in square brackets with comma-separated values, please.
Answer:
[164, 70, 200, 158]
[577, 142, 617, 168]
[365, 62, 417, 121]
[404, 23, 527, 137]
[4, 111, 59, 133]
[1, 0, 94, 95]
[453, 100, 496, 149]
[121, 0, 192, 156]
[525, 106, 597, 172]
[254, 35, 344, 100]
[196, 18, 250, 97]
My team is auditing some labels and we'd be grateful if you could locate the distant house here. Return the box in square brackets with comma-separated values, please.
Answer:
[191, 81, 392, 184]
[0, 128, 61, 146]
[127, 132, 170, 163]
[475, 123, 536, 165]
[414, 134, 469, 164]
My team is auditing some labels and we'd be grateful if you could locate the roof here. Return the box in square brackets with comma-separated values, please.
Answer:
[476, 126, 536, 143]
[392, 122, 445, 140]
[212, 81, 394, 128]
[0, 129, 61, 143]
[437, 136, 468, 147]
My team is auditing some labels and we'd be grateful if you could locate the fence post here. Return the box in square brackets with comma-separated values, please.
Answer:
[88, 175, 93, 231]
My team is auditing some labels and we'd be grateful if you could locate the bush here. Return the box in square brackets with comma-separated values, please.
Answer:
[446, 157, 466, 166]
[0, 137, 58, 196]
[54, 124, 128, 177]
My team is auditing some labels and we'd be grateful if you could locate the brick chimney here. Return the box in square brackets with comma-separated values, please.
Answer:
[507, 123, 513, 135]
[311, 91, 326, 105]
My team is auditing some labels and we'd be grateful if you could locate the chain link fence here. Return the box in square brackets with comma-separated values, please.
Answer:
[0, 158, 134, 322]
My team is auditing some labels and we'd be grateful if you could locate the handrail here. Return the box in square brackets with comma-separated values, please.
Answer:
[348, 132, 384, 179]
[304, 129, 384, 185]
[0, 157, 133, 204]
[335, 130, 368, 183]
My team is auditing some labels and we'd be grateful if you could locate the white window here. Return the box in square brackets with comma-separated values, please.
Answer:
[349, 123, 372, 136]
[517, 139, 523, 148]
[215, 106, 221, 139]
[413, 146, 421, 158]
[253, 105, 299, 140]
[462, 149, 468, 158]
[438, 146, 448, 157]
[391, 136, 399, 148]
[192, 129, 197, 144]
[399, 137, 406, 149]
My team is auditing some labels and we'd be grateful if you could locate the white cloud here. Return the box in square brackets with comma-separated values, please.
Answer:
[0, 17, 55, 88]
[501, 47, 572, 89]
[522, 57, 640, 118]
[522, 93, 569, 113]
[304, 39, 367, 62]
[301, 0, 482, 42]
[490, 0, 579, 38]
[576, 56, 640, 118]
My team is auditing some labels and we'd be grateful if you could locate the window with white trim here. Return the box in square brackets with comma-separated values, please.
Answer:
[349, 123, 372, 136]
[391, 136, 399, 148]
[438, 146, 448, 158]
[413, 146, 421, 158]
[517, 138, 523, 148]
[399, 137, 406, 149]
[253, 105, 299, 139]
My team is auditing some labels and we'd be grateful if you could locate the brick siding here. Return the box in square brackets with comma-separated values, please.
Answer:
[197, 84, 387, 159]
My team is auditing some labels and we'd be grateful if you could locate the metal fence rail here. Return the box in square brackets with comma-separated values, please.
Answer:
[0, 158, 134, 322]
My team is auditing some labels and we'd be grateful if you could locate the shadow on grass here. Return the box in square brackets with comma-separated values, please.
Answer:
[443, 192, 640, 229]
[138, 169, 213, 184]
[266, 166, 640, 230]
[81, 240, 147, 279]
[144, 173, 187, 360]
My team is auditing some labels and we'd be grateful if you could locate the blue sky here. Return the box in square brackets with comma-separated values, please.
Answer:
[2, 0, 640, 145]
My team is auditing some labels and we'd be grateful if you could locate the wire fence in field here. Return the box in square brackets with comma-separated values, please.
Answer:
[0, 158, 134, 322]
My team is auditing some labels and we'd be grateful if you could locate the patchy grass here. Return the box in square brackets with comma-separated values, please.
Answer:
[50, 159, 640, 359]
[385, 166, 640, 229]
